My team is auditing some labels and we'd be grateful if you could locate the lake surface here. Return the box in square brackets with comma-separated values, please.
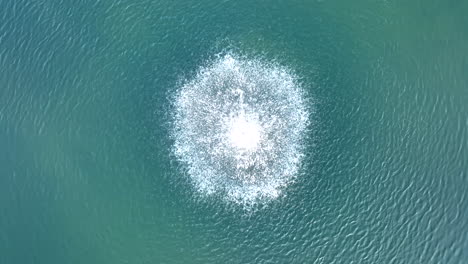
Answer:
[1, 0, 467, 263]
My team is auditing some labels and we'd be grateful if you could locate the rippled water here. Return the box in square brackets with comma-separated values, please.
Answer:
[1, 1, 467, 263]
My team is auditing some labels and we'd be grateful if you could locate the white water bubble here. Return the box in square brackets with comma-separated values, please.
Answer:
[172, 53, 310, 205]
[227, 111, 261, 152]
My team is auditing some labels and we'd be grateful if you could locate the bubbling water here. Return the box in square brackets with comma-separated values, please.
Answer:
[172, 53, 309, 205]
[227, 112, 261, 152]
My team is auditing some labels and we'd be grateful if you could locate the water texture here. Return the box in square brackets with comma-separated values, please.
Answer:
[1, 0, 467, 263]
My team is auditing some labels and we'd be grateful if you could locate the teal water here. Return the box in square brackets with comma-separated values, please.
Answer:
[1, 0, 467, 263]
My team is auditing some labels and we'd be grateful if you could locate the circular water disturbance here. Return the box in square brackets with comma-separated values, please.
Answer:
[172, 53, 310, 205]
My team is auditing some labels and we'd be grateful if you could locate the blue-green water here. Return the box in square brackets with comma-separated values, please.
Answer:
[1, 0, 467, 263]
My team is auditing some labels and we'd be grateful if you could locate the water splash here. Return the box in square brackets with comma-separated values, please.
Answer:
[172, 53, 310, 205]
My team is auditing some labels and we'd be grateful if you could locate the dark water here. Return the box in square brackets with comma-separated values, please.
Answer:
[1, 0, 467, 263]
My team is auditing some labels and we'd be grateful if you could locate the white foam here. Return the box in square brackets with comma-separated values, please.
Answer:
[172, 53, 309, 205]
[227, 111, 261, 152]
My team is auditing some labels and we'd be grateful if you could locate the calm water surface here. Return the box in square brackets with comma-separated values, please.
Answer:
[1, 0, 467, 263]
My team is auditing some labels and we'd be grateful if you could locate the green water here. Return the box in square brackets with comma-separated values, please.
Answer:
[1, 0, 467, 263]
